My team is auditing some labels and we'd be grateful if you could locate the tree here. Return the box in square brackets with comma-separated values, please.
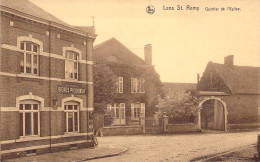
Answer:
[93, 62, 118, 111]
[155, 89, 199, 118]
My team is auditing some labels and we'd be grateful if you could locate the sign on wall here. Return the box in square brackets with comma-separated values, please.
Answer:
[57, 86, 86, 94]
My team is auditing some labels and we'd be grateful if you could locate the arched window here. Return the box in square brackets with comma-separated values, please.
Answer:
[19, 100, 40, 136]
[64, 101, 80, 133]
[20, 42, 39, 75]
[65, 51, 79, 80]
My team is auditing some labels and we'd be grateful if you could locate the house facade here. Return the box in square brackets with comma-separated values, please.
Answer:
[0, 0, 96, 159]
[197, 55, 260, 130]
[93, 38, 162, 129]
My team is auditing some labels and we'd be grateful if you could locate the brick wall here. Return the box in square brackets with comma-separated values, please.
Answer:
[0, 12, 93, 141]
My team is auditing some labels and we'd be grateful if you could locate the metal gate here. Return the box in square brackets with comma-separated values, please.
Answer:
[145, 117, 163, 134]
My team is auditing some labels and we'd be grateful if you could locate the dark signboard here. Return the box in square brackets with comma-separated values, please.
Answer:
[57, 86, 86, 94]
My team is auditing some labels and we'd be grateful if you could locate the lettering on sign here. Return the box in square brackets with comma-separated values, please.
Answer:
[57, 86, 86, 94]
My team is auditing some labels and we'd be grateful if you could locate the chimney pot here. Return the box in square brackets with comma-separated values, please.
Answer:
[144, 44, 152, 66]
[224, 55, 234, 67]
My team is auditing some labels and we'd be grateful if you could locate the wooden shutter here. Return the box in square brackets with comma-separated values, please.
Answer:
[141, 103, 145, 117]
[131, 103, 134, 120]
[141, 78, 145, 93]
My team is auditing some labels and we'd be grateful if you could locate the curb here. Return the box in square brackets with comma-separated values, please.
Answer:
[77, 147, 128, 161]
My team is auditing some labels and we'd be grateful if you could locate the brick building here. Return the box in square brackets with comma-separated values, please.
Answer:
[0, 0, 96, 159]
[93, 38, 162, 129]
[197, 55, 260, 130]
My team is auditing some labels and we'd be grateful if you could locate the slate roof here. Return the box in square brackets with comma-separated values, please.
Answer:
[211, 63, 260, 94]
[1, 0, 95, 35]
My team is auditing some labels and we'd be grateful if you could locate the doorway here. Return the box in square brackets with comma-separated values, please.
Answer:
[200, 98, 226, 131]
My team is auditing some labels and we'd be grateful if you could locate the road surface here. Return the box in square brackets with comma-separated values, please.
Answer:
[91, 130, 258, 161]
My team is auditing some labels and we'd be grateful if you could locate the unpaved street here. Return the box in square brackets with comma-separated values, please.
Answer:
[92, 131, 258, 161]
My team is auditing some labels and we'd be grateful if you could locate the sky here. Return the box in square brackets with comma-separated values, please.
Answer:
[30, 0, 260, 83]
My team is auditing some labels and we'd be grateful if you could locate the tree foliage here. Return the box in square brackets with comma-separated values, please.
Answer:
[93, 63, 118, 111]
[155, 89, 199, 118]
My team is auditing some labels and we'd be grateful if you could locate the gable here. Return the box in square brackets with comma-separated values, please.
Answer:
[197, 63, 231, 93]
[93, 38, 145, 66]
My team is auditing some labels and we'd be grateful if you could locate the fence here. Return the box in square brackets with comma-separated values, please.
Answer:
[95, 114, 201, 136]
[168, 115, 195, 124]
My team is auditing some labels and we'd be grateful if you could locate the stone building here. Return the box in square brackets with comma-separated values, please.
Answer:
[0, 0, 96, 159]
[197, 55, 260, 130]
[93, 38, 162, 130]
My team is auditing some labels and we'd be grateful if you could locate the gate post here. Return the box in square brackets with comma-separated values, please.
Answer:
[140, 113, 145, 134]
[163, 113, 168, 133]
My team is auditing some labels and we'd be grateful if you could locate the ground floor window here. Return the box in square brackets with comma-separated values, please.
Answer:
[106, 103, 125, 125]
[19, 100, 40, 136]
[131, 103, 145, 120]
[64, 101, 80, 133]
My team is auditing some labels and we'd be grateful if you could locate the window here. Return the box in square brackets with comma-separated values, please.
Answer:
[131, 103, 145, 120]
[107, 103, 125, 125]
[118, 77, 123, 93]
[20, 42, 39, 75]
[64, 102, 80, 133]
[19, 100, 40, 136]
[65, 51, 79, 80]
[131, 78, 145, 93]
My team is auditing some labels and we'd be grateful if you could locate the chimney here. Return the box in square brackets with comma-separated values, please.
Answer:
[144, 44, 152, 66]
[224, 55, 234, 67]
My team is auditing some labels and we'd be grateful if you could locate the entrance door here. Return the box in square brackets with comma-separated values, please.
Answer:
[214, 100, 225, 130]
[112, 103, 126, 125]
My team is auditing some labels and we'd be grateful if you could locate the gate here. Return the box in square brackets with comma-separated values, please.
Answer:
[145, 117, 163, 134]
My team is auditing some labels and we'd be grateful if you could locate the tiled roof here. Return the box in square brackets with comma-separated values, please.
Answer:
[93, 37, 145, 65]
[163, 82, 197, 95]
[212, 63, 260, 94]
[1, 0, 95, 35]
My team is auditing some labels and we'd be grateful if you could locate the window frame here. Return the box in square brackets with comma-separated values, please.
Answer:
[107, 103, 126, 125]
[20, 41, 39, 75]
[19, 100, 40, 137]
[131, 102, 145, 120]
[131, 77, 145, 93]
[118, 77, 123, 93]
[64, 101, 80, 133]
[65, 50, 79, 80]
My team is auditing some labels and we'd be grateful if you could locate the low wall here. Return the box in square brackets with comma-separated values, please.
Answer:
[102, 125, 142, 136]
[167, 123, 201, 133]
[227, 123, 260, 130]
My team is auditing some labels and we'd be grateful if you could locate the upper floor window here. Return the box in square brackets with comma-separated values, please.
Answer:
[65, 51, 79, 80]
[118, 77, 123, 93]
[131, 78, 145, 93]
[20, 42, 39, 75]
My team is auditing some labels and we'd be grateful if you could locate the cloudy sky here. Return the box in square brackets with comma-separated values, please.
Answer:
[30, 0, 260, 83]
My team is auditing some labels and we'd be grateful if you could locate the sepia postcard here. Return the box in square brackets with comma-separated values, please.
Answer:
[0, 0, 259, 161]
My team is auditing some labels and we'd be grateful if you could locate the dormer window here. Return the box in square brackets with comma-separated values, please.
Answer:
[20, 42, 39, 75]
